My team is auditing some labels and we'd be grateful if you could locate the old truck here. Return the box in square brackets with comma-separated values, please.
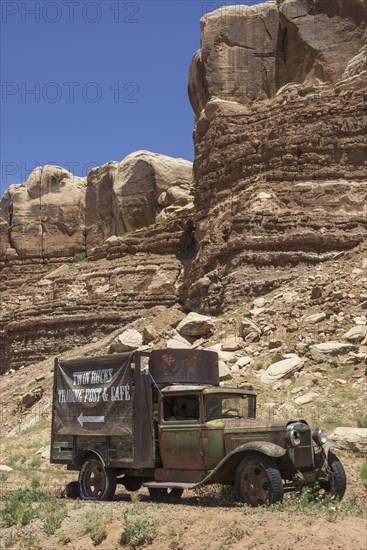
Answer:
[50, 349, 346, 505]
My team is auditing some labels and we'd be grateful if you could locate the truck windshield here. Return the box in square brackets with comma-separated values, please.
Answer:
[205, 394, 250, 421]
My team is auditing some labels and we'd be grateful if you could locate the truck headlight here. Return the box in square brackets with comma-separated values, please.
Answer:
[312, 427, 328, 446]
[286, 427, 301, 447]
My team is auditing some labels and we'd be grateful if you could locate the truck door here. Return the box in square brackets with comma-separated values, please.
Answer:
[159, 393, 205, 470]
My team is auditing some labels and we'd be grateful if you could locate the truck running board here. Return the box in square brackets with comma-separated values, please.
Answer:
[143, 482, 196, 490]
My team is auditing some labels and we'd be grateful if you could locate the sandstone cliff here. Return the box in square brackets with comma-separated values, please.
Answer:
[189, 0, 366, 116]
[186, 0, 367, 314]
[0, 151, 193, 262]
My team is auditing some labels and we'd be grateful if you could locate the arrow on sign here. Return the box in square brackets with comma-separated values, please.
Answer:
[77, 412, 105, 428]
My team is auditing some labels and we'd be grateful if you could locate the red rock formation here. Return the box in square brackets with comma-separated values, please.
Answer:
[186, 0, 367, 314]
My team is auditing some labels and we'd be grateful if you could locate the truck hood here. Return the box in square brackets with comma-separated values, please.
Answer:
[223, 418, 289, 433]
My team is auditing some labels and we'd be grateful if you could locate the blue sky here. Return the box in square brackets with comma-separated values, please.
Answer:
[1, 0, 262, 194]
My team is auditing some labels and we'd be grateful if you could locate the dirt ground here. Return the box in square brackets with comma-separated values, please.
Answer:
[1, 453, 366, 550]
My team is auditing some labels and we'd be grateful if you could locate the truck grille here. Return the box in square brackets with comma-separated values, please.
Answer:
[288, 423, 314, 469]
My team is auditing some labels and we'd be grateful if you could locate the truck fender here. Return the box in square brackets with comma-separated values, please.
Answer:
[74, 448, 107, 468]
[195, 441, 286, 487]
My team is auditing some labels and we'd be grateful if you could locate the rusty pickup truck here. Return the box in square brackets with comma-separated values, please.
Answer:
[50, 349, 346, 506]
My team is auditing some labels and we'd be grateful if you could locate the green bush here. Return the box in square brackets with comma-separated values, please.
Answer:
[1, 489, 48, 527]
[356, 414, 367, 428]
[73, 251, 87, 263]
[41, 500, 66, 535]
[120, 510, 158, 548]
[84, 510, 110, 546]
[360, 462, 367, 489]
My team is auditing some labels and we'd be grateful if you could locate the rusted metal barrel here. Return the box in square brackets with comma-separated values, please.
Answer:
[149, 348, 219, 386]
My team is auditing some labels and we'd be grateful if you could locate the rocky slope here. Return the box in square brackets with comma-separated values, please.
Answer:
[0, 0, 366, 382]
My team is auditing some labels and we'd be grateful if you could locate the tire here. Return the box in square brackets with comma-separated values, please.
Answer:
[65, 481, 80, 499]
[148, 488, 183, 502]
[235, 455, 284, 507]
[78, 457, 116, 501]
[321, 451, 346, 501]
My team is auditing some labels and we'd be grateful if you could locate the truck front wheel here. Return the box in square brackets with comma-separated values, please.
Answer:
[235, 455, 284, 507]
[78, 457, 116, 500]
[320, 451, 346, 500]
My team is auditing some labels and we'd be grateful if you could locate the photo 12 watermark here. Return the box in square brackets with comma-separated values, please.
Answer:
[1, 160, 103, 186]
[1, 1, 140, 24]
[1, 81, 140, 104]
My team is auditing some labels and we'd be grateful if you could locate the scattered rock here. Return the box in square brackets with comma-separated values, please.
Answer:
[219, 361, 231, 381]
[143, 325, 158, 344]
[235, 356, 251, 368]
[253, 297, 266, 309]
[110, 329, 143, 352]
[18, 388, 44, 410]
[329, 427, 367, 456]
[0, 465, 13, 473]
[268, 339, 282, 350]
[309, 341, 354, 361]
[294, 392, 319, 405]
[176, 312, 215, 337]
[35, 446, 51, 460]
[343, 325, 367, 342]
[311, 287, 322, 300]
[166, 331, 193, 349]
[304, 313, 327, 324]
[239, 318, 261, 339]
[260, 354, 304, 384]
[221, 337, 243, 351]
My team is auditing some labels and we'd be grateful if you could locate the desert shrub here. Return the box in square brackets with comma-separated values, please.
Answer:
[222, 520, 244, 545]
[84, 510, 111, 546]
[360, 462, 367, 489]
[120, 509, 158, 548]
[1, 488, 47, 527]
[73, 251, 87, 263]
[41, 499, 66, 535]
[356, 414, 367, 428]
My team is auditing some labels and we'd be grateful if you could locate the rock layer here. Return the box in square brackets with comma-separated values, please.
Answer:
[186, 0, 367, 314]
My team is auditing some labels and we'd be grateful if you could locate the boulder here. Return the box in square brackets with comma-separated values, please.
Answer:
[0, 465, 13, 473]
[329, 427, 367, 456]
[18, 388, 44, 410]
[110, 329, 143, 352]
[309, 341, 354, 361]
[166, 331, 193, 349]
[86, 151, 192, 248]
[176, 312, 215, 337]
[343, 326, 367, 342]
[261, 354, 304, 384]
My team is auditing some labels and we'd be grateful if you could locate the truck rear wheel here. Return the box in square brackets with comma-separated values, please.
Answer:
[235, 455, 283, 507]
[78, 457, 116, 501]
[148, 488, 183, 502]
